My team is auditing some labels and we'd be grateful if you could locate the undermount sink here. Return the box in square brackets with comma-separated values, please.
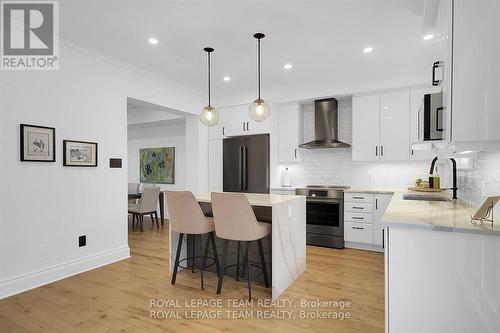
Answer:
[402, 194, 451, 202]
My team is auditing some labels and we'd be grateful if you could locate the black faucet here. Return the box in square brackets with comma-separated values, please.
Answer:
[429, 156, 458, 199]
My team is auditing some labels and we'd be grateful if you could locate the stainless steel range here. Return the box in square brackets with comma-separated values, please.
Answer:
[295, 185, 350, 249]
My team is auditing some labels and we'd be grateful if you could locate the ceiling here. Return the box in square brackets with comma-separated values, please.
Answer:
[60, 0, 438, 103]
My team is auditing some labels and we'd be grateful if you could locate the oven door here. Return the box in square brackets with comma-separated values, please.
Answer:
[306, 199, 343, 236]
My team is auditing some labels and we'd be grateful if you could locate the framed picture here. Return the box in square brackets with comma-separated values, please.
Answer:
[140, 147, 175, 184]
[20, 124, 56, 162]
[63, 140, 98, 167]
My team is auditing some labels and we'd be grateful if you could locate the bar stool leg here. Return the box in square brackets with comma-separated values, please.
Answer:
[246, 241, 252, 300]
[199, 234, 205, 290]
[258, 239, 270, 288]
[191, 235, 196, 273]
[242, 242, 249, 278]
[209, 232, 220, 276]
[236, 241, 241, 281]
[217, 239, 229, 294]
[140, 214, 144, 231]
[171, 233, 184, 285]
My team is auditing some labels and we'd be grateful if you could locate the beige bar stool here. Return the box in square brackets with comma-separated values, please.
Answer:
[211, 192, 271, 299]
[166, 190, 220, 290]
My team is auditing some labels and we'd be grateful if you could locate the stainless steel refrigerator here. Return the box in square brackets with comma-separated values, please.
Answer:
[223, 134, 270, 194]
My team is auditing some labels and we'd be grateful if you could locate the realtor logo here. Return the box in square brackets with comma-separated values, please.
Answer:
[1, 1, 59, 70]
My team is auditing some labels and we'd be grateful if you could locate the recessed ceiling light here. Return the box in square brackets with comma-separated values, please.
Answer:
[223, 76, 231, 82]
[148, 38, 159, 45]
[284, 64, 293, 70]
[423, 33, 434, 40]
[363, 46, 373, 53]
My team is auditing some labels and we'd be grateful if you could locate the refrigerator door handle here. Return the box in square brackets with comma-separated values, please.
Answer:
[238, 146, 243, 191]
[242, 146, 248, 191]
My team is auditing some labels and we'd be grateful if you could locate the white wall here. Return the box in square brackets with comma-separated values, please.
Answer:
[0, 44, 205, 298]
[458, 152, 500, 217]
[127, 119, 186, 190]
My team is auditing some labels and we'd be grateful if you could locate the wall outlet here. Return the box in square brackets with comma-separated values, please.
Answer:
[78, 235, 86, 247]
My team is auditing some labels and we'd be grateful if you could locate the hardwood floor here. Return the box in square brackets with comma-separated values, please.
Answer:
[0, 218, 384, 333]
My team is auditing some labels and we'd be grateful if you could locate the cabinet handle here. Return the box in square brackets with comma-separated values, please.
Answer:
[243, 122, 246, 131]
[246, 122, 249, 131]
[381, 145, 384, 156]
[353, 226, 364, 230]
[432, 61, 443, 86]
[294, 149, 297, 158]
[352, 217, 364, 220]
[352, 206, 364, 210]
[353, 196, 364, 199]
[382, 229, 385, 249]
[375, 198, 378, 210]
[375, 146, 378, 156]
[411, 149, 414, 156]
[222, 126, 225, 136]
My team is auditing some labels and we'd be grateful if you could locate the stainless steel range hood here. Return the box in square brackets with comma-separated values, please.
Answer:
[299, 98, 350, 149]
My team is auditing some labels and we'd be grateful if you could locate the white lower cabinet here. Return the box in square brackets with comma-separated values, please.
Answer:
[344, 192, 393, 249]
[345, 222, 373, 244]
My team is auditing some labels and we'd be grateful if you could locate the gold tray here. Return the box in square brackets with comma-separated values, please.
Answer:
[408, 187, 443, 193]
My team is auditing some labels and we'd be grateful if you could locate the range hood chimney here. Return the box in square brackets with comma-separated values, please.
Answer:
[299, 98, 350, 149]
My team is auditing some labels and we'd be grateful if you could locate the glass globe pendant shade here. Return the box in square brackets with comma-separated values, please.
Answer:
[200, 105, 219, 127]
[248, 98, 270, 122]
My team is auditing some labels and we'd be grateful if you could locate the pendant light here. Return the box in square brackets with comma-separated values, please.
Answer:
[200, 47, 219, 127]
[249, 33, 270, 122]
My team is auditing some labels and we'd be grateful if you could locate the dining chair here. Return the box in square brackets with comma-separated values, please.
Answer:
[128, 186, 161, 230]
[166, 190, 220, 290]
[211, 192, 271, 300]
[128, 183, 141, 204]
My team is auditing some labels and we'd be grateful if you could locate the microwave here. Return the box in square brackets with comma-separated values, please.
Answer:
[419, 92, 443, 141]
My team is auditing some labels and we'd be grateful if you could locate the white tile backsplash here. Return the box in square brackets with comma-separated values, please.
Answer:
[284, 99, 429, 188]
[458, 151, 500, 217]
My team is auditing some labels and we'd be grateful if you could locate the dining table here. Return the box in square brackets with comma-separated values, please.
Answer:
[128, 191, 165, 224]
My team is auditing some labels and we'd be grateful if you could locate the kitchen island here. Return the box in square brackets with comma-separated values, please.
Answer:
[381, 192, 500, 332]
[169, 193, 306, 299]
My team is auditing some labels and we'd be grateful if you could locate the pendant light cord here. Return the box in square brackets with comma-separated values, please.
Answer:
[207, 51, 211, 107]
[258, 37, 261, 100]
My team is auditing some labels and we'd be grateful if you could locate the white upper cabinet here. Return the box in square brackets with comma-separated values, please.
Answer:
[352, 95, 380, 161]
[219, 104, 272, 137]
[451, 0, 500, 147]
[208, 108, 226, 140]
[353, 91, 410, 162]
[278, 103, 301, 163]
[379, 91, 410, 161]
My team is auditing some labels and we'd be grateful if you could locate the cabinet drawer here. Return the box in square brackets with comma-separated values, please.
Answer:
[344, 222, 373, 244]
[345, 212, 373, 224]
[344, 193, 374, 203]
[344, 202, 374, 213]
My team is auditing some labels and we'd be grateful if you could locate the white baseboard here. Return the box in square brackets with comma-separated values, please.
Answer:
[0, 246, 130, 299]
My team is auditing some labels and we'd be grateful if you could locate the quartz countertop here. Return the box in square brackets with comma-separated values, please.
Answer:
[344, 187, 399, 194]
[382, 191, 500, 236]
[195, 192, 305, 207]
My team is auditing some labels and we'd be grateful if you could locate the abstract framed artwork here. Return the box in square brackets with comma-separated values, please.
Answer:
[63, 140, 98, 167]
[140, 147, 175, 184]
[20, 124, 56, 162]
